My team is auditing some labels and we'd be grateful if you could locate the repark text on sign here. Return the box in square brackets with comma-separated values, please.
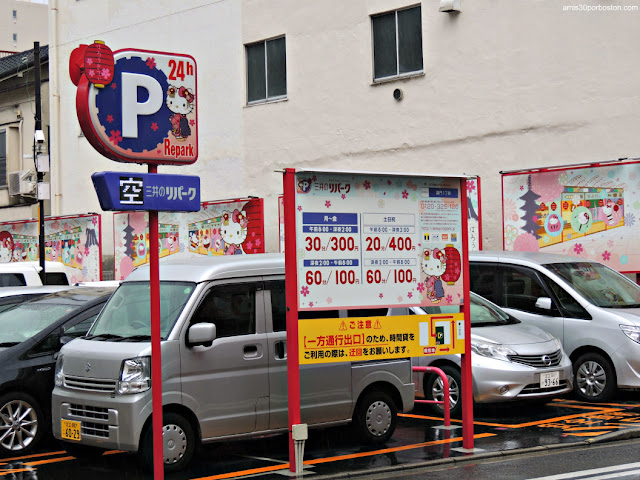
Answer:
[70, 42, 198, 165]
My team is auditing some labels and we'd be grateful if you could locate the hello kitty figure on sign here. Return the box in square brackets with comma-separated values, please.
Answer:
[167, 85, 195, 141]
[221, 209, 249, 255]
[422, 248, 447, 303]
[0, 232, 14, 263]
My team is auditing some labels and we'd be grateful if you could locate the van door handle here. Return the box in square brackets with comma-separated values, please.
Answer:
[275, 340, 287, 360]
[243, 344, 259, 358]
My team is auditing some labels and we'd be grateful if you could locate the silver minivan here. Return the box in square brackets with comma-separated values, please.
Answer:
[469, 250, 640, 403]
[51, 254, 414, 471]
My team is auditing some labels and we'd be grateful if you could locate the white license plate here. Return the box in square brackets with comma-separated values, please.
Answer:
[540, 371, 560, 388]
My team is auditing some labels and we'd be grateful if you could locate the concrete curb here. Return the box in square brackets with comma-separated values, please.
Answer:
[308, 429, 640, 480]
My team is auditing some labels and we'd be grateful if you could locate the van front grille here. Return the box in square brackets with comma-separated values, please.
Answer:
[508, 349, 563, 368]
[69, 404, 109, 421]
[64, 375, 117, 393]
[81, 422, 109, 438]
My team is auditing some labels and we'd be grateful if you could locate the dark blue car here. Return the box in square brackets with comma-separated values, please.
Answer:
[0, 287, 115, 456]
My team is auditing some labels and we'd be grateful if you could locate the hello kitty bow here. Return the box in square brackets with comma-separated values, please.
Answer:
[424, 248, 447, 262]
[179, 86, 194, 103]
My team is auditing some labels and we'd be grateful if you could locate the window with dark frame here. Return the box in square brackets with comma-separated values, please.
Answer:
[246, 36, 287, 104]
[0, 131, 6, 187]
[372, 5, 423, 81]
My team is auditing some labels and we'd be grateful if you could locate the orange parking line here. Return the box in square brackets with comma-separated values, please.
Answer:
[192, 463, 291, 480]
[564, 431, 613, 437]
[305, 433, 496, 465]
[24, 456, 75, 466]
[402, 407, 625, 429]
[0, 450, 66, 463]
[192, 433, 496, 480]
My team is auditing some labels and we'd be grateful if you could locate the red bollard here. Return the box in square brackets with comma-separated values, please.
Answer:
[412, 366, 450, 427]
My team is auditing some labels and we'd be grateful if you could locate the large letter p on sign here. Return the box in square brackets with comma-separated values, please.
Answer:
[121, 72, 163, 138]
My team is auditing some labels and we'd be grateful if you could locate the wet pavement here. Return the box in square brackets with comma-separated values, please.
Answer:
[3, 394, 640, 480]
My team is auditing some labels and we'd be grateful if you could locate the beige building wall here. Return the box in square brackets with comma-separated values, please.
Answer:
[0, 0, 48, 53]
[49, 0, 640, 259]
[0, 58, 49, 221]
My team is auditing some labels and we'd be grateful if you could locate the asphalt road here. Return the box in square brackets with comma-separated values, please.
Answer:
[355, 437, 640, 480]
[2, 393, 640, 480]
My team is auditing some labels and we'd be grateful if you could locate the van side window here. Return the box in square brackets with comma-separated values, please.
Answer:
[45, 272, 69, 285]
[192, 283, 258, 337]
[265, 280, 286, 332]
[500, 266, 557, 315]
[469, 263, 496, 303]
[0, 273, 26, 287]
[543, 276, 591, 319]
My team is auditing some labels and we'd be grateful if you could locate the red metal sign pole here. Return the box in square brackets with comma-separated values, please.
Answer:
[460, 178, 474, 449]
[283, 168, 302, 473]
[149, 164, 164, 479]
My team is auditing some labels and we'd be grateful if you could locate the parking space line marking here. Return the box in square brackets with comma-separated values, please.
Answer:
[191, 433, 497, 480]
[23, 456, 74, 466]
[0, 450, 67, 463]
[191, 463, 292, 479]
[304, 433, 496, 466]
[402, 407, 625, 429]
[525, 461, 640, 479]
[241, 455, 288, 465]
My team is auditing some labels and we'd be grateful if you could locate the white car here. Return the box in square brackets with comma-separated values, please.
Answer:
[401, 292, 573, 417]
[0, 261, 70, 287]
[470, 250, 640, 403]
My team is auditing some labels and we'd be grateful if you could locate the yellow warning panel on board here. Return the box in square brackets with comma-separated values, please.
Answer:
[298, 313, 465, 364]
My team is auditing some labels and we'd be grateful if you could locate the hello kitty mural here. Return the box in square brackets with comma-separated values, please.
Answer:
[0, 215, 102, 282]
[114, 198, 265, 280]
[0, 231, 14, 263]
[221, 210, 248, 255]
[502, 161, 640, 272]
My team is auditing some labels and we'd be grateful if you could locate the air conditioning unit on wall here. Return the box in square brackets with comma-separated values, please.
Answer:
[8, 170, 36, 196]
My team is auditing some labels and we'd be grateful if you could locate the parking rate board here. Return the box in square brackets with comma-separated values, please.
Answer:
[294, 171, 466, 311]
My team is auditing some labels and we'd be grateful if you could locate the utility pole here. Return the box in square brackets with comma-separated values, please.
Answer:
[34, 41, 46, 284]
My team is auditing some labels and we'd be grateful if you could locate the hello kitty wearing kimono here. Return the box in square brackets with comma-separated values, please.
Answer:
[422, 248, 447, 303]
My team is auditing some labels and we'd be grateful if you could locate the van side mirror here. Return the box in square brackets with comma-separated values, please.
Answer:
[535, 297, 553, 310]
[188, 323, 216, 347]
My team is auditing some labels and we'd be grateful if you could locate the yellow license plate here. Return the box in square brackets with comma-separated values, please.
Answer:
[61, 419, 81, 441]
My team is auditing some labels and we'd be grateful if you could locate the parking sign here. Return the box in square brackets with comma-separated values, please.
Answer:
[71, 43, 198, 165]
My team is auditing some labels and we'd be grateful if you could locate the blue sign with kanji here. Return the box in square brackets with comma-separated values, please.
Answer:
[92, 171, 200, 212]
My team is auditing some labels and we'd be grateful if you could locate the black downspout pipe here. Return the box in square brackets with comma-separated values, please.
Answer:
[34, 42, 46, 284]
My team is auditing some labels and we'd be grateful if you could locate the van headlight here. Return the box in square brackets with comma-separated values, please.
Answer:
[471, 341, 517, 362]
[118, 357, 151, 394]
[54, 354, 64, 387]
[620, 325, 640, 344]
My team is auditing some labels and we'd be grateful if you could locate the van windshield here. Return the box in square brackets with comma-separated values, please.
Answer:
[545, 262, 640, 308]
[88, 281, 195, 340]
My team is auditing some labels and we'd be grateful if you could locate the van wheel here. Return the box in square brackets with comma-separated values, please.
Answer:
[574, 352, 617, 402]
[353, 390, 397, 444]
[0, 392, 44, 455]
[62, 442, 105, 463]
[424, 365, 462, 418]
[140, 412, 196, 472]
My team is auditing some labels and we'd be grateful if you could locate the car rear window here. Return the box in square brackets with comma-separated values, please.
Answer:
[0, 273, 27, 287]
